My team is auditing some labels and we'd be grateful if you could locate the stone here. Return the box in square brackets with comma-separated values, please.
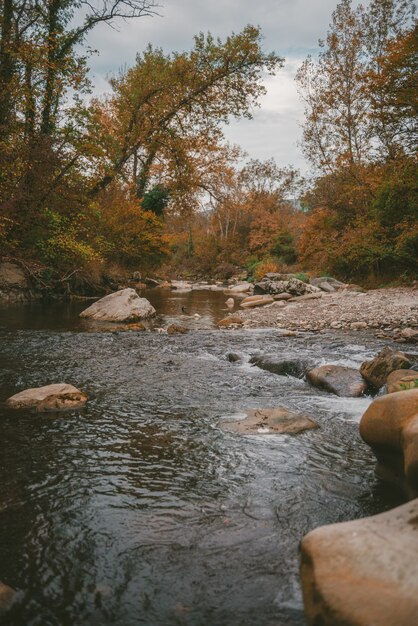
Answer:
[300, 498, 418, 626]
[387, 370, 418, 393]
[80, 288, 156, 322]
[221, 407, 319, 435]
[350, 321, 368, 330]
[170, 281, 192, 291]
[401, 328, 418, 342]
[132, 271, 141, 281]
[228, 282, 252, 293]
[288, 293, 323, 302]
[217, 316, 244, 328]
[144, 277, 160, 288]
[250, 356, 314, 379]
[360, 389, 418, 494]
[307, 365, 369, 397]
[167, 324, 188, 335]
[0, 582, 16, 614]
[273, 292, 293, 301]
[227, 352, 241, 363]
[6, 383, 88, 411]
[360, 346, 415, 389]
[240, 296, 274, 308]
[225, 298, 234, 307]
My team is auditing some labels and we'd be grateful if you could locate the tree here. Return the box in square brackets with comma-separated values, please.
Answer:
[88, 26, 283, 199]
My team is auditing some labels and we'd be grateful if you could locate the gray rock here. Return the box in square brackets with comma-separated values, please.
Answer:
[80, 288, 156, 322]
[250, 356, 314, 379]
[6, 383, 88, 411]
[144, 277, 160, 288]
[221, 407, 319, 435]
[307, 365, 369, 397]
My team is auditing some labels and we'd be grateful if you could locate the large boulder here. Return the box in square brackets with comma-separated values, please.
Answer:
[254, 278, 319, 297]
[360, 346, 414, 389]
[360, 388, 418, 495]
[387, 369, 418, 393]
[307, 365, 369, 397]
[6, 383, 88, 412]
[300, 498, 418, 626]
[80, 288, 156, 322]
[221, 407, 319, 435]
[250, 356, 314, 379]
[0, 582, 16, 614]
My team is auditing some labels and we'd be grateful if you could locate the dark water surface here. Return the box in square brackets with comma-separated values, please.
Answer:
[0, 290, 406, 626]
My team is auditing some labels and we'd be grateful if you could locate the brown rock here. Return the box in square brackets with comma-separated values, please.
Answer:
[0, 582, 16, 614]
[360, 389, 418, 494]
[6, 383, 88, 412]
[401, 328, 418, 343]
[273, 292, 293, 301]
[240, 296, 274, 308]
[360, 346, 414, 389]
[300, 498, 418, 626]
[387, 369, 418, 393]
[307, 365, 369, 397]
[217, 316, 244, 328]
[220, 407, 319, 435]
[167, 324, 188, 335]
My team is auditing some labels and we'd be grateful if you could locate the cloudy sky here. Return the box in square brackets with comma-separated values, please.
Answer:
[85, 0, 353, 173]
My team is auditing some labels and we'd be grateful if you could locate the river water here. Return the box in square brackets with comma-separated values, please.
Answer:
[0, 289, 407, 626]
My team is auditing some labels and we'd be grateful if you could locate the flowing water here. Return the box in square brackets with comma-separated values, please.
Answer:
[0, 289, 407, 626]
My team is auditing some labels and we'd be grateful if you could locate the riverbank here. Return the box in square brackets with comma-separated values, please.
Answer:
[235, 287, 418, 342]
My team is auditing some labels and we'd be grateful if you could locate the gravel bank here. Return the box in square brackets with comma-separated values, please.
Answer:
[236, 287, 418, 341]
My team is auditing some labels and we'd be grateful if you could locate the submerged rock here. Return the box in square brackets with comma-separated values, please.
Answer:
[221, 407, 319, 435]
[167, 324, 188, 335]
[306, 365, 369, 397]
[360, 346, 414, 389]
[80, 288, 156, 322]
[6, 383, 88, 412]
[250, 356, 314, 379]
[360, 388, 418, 495]
[300, 498, 418, 626]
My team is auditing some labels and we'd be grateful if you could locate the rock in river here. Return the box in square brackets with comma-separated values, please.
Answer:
[386, 369, 418, 393]
[80, 288, 156, 322]
[6, 383, 88, 412]
[306, 365, 369, 397]
[359, 388, 418, 495]
[250, 356, 314, 379]
[300, 498, 418, 626]
[221, 407, 319, 435]
[360, 346, 414, 389]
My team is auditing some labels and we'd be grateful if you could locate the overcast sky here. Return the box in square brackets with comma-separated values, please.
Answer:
[85, 0, 357, 174]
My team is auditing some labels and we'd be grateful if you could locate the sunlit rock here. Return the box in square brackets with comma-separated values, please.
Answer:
[307, 365, 369, 397]
[360, 388, 418, 495]
[300, 498, 418, 626]
[80, 288, 156, 322]
[6, 383, 88, 411]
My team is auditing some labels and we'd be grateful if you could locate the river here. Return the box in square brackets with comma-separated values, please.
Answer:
[0, 288, 406, 626]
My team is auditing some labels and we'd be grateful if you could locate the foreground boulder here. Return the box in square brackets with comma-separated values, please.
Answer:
[221, 407, 319, 435]
[0, 582, 16, 614]
[307, 365, 369, 397]
[6, 383, 88, 412]
[250, 356, 314, 379]
[360, 346, 414, 389]
[80, 288, 156, 322]
[387, 369, 418, 393]
[360, 388, 418, 495]
[301, 498, 418, 626]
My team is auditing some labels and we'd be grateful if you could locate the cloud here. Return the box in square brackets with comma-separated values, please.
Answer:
[83, 0, 351, 172]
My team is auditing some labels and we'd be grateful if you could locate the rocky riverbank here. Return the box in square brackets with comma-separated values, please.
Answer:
[235, 287, 418, 342]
